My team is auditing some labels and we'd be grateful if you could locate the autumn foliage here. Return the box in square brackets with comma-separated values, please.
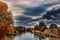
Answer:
[0, 1, 14, 40]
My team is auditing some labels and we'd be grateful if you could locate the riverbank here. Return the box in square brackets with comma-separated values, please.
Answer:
[32, 29, 60, 38]
[14, 21, 60, 38]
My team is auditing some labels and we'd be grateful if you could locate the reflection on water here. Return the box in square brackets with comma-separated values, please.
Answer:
[14, 32, 34, 40]
[34, 35, 60, 40]
[7, 32, 60, 40]
[34, 35, 51, 40]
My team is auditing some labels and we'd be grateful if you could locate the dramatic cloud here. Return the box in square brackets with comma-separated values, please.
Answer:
[14, 16, 32, 21]
[14, 4, 60, 27]
[14, 16, 36, 27]
[2, 0, 60, 27]
[42, 5, 60, 20]
[23, 6, 45, 16]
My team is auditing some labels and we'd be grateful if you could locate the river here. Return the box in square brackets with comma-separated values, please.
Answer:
[7, 32, 60, 40]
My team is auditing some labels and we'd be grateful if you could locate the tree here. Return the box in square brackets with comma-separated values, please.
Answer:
[34, 25, 39, 30]
[38, 21, 47, 32]
[49, 24, 58, 35]
[0, 1, 14, 40]
[49, 24, 58, 29]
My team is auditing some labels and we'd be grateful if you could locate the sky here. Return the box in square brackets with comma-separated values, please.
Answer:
[1, 0, 60, 27]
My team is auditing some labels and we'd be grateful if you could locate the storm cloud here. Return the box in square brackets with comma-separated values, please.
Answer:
[23, 6, 45, 16]
[14, 16, 32, 21]
[14, 3, 60, 27]
[42, 7, 60, 20]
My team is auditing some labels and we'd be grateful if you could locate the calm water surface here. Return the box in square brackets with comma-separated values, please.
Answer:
[7, 32, 60, 40]
[14, 32, 34, 40]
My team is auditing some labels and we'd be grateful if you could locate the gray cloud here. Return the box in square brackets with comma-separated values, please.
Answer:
[42, 6, 60, 20]
[23, 6, 45, 16]
[14, 16, 32, 21]
[14, 3, 60, 27]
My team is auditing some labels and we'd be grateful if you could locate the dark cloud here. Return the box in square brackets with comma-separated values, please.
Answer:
[15, 20, 36, 27]
[23, 3, 57, 16]
[14, 15, 42, 27]
[23, 6, 46, 16]
[14, 16, 36, 27]
[42, 7, 60, 20]
[14, 3, 60, 27]
[14, 16, 32, 21]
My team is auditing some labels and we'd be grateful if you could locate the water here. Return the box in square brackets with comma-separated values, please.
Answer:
[8, 32, 60, 40]
[14, 32, 34, 40]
